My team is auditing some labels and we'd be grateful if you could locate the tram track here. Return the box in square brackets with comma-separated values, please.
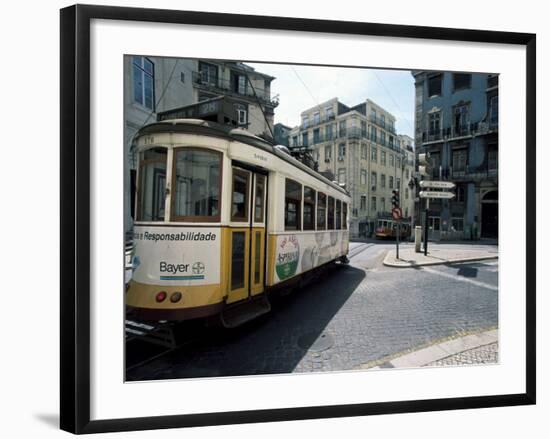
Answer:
[125, 319, 214, 374]
[348, 242, 374, 259]
[125, 334, 202, 374]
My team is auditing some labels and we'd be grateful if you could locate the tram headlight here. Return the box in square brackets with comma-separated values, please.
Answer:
[155, 291, 167, 303]
[170, 292, 182, 303]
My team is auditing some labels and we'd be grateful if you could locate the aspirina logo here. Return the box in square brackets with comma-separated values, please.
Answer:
[276, 235, 300, 280]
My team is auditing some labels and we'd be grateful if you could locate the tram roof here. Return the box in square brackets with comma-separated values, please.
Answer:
[136, 119, 349, 196]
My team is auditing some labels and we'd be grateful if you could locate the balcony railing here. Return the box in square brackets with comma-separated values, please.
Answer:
[452, 164, 498, 180]
[192, 71, 279, 107]
[422, 121, 497, 145]
[427, 165, 498, 181]
[369, 115, 396, 134]
[300, 114, 336, 130]
[298, 127, 405, 151]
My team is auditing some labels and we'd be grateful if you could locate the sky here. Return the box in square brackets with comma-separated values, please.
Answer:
[247, 62, 415, 138]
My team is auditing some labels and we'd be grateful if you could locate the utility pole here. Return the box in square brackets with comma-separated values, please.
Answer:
[424, 198, 429, 256]
[392, 189, 401, 259]
[418, 152, 431, 255]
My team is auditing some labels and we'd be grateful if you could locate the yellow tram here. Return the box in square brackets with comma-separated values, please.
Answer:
[126, 119, 351, 327]
[374, 218, 410, 240]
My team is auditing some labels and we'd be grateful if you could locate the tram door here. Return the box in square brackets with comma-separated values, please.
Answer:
[227, 166, 267, 304]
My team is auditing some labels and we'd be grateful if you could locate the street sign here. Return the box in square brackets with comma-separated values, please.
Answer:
[419, 191, 455, 199]
[392, 207, 402, 220]
[419, 180, 456, 189]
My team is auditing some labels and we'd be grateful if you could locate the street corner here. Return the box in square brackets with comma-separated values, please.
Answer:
[383, 246, 498, 268]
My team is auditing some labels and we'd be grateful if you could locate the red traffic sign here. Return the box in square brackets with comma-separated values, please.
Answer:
[392, 207, 402, 220]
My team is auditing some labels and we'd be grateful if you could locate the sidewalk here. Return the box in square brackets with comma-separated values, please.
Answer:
[365, 329, 498, 370]
[383, 246, 498, 268]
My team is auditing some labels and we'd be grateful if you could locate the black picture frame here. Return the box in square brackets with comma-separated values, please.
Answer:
[60, 4, 536, 434]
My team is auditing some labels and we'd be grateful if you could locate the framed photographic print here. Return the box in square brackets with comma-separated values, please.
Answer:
[60, 4, 536, 434]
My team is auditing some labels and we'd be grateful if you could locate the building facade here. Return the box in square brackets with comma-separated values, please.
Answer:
[124, 56, 278, 236]
[274, 123, 292, 146]
[397, 134, 416, 226]
[288, 98, 415, 237]
[412, 71, 498, 240]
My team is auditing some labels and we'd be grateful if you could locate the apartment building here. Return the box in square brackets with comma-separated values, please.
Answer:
[397, 134, 416, 225]
[274, 123, 292, 146]
[289, 98, 415, 237]
[412, 71, 498, 240]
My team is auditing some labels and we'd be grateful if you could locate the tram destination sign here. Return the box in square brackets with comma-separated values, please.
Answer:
[419, 191, 455, 199]
[419, 180, 456, 189]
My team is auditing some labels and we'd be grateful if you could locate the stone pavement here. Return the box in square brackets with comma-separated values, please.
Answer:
[365, 329, 498, 370]
[128, 258, 498, 380]
[425, 341, 498, 366]
[383, 246, 498, 268]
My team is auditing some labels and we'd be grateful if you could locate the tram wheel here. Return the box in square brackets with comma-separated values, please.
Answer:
[339, 255, 350, 265]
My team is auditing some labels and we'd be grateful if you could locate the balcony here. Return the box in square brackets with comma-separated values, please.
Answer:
[192, 71, 279, 107]
[422, 121, 498, 146]
[423, 130, 444, 143]
[302, 127, 404, 147]
[441, 164, 499, 181]
[299, 114, 335, 130]
[310, 132, 336, 144]
[369, 115, 396, 134]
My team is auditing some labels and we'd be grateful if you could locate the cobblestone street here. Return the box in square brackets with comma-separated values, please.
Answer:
[425, 342, 498, 366]
[126, 242, 499, 381]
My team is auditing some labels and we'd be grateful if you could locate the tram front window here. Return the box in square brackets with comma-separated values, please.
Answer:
[137, 147, 167, 221]
[173, 149, 221, 221]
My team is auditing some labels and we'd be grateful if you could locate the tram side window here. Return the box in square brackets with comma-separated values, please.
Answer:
[327, 196, 335, 230]
[172, 149, 221, 221]
[317, 192, 327, 230]
[137, 147, 167, 221]
[254, 174, 265, 223]
[285, 179, 302, 231]
[303, 186, 316, 231]
[232, 169, 250, 222]
[336, 200, 342, 229]
[343, 202, 348, 230]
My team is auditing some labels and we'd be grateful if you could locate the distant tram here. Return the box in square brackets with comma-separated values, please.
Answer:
[126, 119, 351, 327]
[374, 218, 410, 240]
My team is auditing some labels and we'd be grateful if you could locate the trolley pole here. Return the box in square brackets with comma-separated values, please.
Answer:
[424, 198, 429, 256]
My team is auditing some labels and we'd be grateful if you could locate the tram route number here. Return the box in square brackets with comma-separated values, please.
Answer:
[142, 135, 155, 145]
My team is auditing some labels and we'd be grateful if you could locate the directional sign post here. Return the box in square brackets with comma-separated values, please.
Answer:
[418, 181, 456, 255]
[419, 191, 455, 199]
[419, 180, 456, 189]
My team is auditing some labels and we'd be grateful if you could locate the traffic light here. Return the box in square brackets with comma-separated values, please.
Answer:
[418, 152, 431, 177]
[391, 189, 400, 208]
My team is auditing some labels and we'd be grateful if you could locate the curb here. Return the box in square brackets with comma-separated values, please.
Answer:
[366, 329, 498, 370]
[383, 254, 498, 268]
